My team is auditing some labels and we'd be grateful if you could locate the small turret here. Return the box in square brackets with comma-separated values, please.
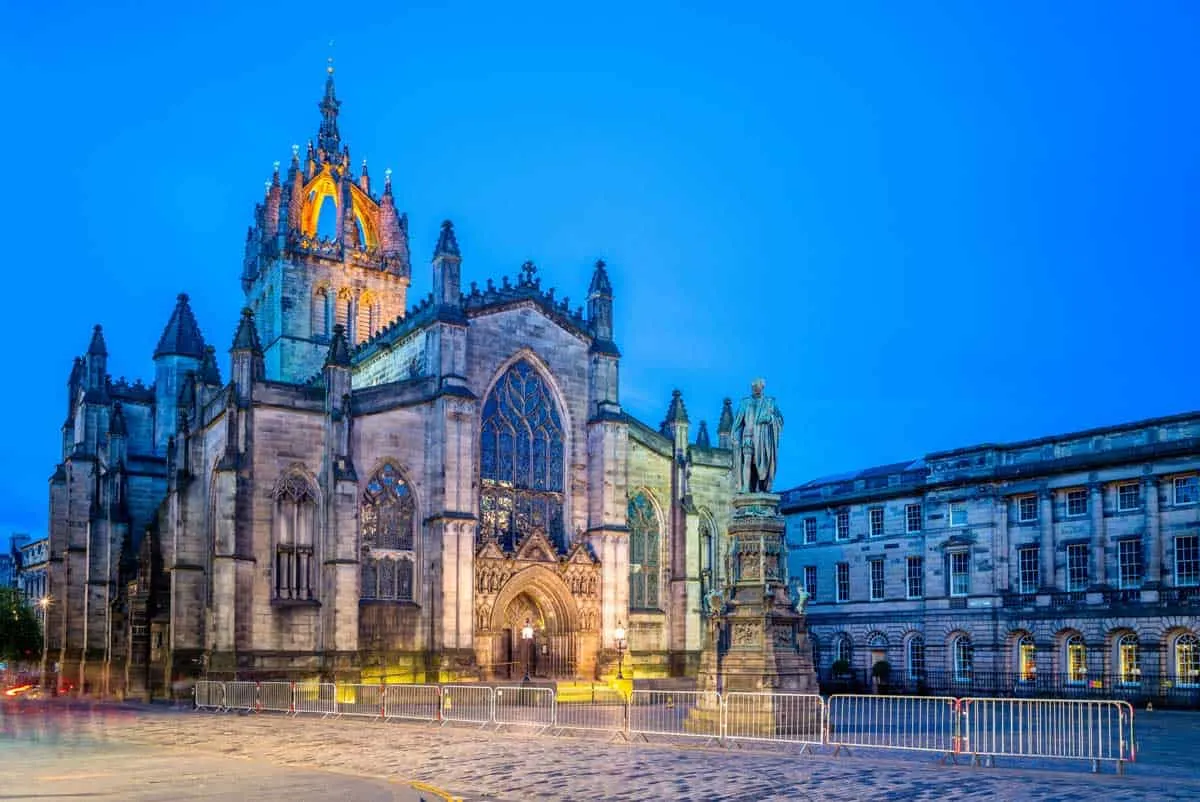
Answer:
[154, 293, 206, 452]
[107, 401, 128, 466]
[588, 259, 614, 343]
[717, 398, 734, 449]
[323, 323, 353, 412]
[85, 324, 107, 390]
[199, 345, 222, 386]
[662, 389, 690, 452]
[696, 420, 711, 448]
[230, 308, 265, 395]
[432, 220, 462, 307]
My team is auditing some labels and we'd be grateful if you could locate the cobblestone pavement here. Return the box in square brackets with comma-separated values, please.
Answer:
[4, 702, 1200, 801]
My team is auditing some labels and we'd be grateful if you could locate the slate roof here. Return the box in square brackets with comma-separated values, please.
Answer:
[154, 293, 207, 359]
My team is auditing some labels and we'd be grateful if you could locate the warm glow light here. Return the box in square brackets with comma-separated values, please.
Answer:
[614, 623, 626, 642]
[38, 596, 50, 610]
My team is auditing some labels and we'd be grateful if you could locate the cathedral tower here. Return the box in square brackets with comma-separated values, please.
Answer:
[241, 60, 412, 383]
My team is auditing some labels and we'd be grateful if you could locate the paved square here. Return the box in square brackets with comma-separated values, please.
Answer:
[3, 703, 1199, 800]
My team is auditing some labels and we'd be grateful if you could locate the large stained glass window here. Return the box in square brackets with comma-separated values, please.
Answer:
[628, 493, 661, 609]
[478, 359, 566, 551]
[361, 462, 415, 601]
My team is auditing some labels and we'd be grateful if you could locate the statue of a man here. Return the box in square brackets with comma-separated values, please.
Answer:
[731, 377, 784, 494]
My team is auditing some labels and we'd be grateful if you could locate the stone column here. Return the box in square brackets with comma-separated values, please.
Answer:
[1039, 489, 1055, 590]
[995, 495, 1010, 592]
[1089, 483, 1106, 587]
[1145, 476, 1162, 586]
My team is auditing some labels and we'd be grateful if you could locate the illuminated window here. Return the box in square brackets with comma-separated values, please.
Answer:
[1017, 635, 1036, 682]
[1175, 633, 1200, 687]
[628, 494, 661, 609]
[478, 359, 565, 551]
[1066, 635, 1087, 684]
[360, 463, 415, 602]
[1117, 633, 1140, 685]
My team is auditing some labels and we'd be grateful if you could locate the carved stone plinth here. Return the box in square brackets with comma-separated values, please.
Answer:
[696, 493, 818, 696]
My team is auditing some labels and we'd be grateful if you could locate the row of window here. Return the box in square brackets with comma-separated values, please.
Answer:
[801, 535, 1200, 602]
[799, 475, 1200, 545]
[831, 631, 1200, 686]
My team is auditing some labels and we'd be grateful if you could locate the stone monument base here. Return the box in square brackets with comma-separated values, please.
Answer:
[695, 493, 819, 710]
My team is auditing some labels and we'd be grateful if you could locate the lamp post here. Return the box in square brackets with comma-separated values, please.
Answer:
[521, 619, 534, 682]
[38, 596, 51, 693]
[614, 622, 627, 680]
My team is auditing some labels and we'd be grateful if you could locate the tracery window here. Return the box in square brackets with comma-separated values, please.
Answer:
[628, 493, 661, 609]
[360, 463, 416, 601]
[478, 359, 566, 551]
[274, 473, 317, 601]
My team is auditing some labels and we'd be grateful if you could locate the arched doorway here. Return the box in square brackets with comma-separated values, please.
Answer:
[488, 565, 582, 679]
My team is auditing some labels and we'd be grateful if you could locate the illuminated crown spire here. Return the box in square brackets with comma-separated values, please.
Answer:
[316, 55, 341, 157]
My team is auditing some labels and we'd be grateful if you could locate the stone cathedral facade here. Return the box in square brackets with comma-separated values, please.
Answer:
[44, 71, 736, 698]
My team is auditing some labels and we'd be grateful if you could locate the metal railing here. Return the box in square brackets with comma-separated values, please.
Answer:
[190, 682, 1137, 773]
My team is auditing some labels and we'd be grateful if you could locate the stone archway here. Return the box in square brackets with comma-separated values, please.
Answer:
[486, 565, 582, 679]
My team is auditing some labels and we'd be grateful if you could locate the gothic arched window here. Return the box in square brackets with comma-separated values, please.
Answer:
[312, 287, 331, 340]
[699, 514, 716, 612]
[273, 472, 317, 601]
[628, 493, 661, 609]
[360, 463, 416, 601]
[478, 359, 566, 551]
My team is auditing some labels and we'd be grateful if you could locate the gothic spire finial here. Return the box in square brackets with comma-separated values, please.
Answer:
[317, 48, 342, 157]
[434, 219, 460, 259]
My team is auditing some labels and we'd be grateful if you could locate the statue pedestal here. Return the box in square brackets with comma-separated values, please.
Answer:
[688, 493, 819, 737]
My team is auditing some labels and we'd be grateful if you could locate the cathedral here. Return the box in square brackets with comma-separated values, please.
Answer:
[44, 67, 736, 698]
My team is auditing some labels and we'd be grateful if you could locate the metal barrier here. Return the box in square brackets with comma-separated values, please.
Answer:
[628, 690, 722, 742]
[294, 682, 337, 717]
[959, 698, 1136, 773]
[259, 681, 295, 714]
[338, 684, 384, 718]
[223, 681, 259, 713]
[826, 695, 959, 758]
[186, 682, 1140, 772]
[383, 684, 440, 722]
[724, 692, 824, 750]
[554, 687, 628, 737]
[493, 686, 556, 731]
[194, 680, 224, 711]
[440, 685, 493, 727]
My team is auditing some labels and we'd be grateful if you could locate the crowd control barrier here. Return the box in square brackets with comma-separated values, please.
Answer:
[191, 682, 1137, 773]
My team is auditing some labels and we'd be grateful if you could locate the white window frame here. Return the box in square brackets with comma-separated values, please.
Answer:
[1116, 633, 1141, 686]
[835, 562, 850, 603]
[1066, 543, 1089, 592]
[953, 635, 974, 682]
[834, 634, 852, 665]
[1118, 538, 1143, 590]
[1117, 482, 1141, 512]
[803, 517, 817, 544]
[1175, 633, 1200, 688]
[1017, 635, 1036, 683]
[906, 635, 926, 680]
[1065, 635, 1087, 685]
[1066, 489, 1088, 517]
[835, 509, 850, 541]
[869, 506, 885, 537]
[1018, 546, 1040, 594]
[1174, 475, 1199, 506]
[803, 565, 817, 599]
[906, 556, 924, 599]
[949, 551, 970, 597]
[1176, 534, 1200, 587]
[905, 503, 923, 533]
[1017, 494, 1038, 523]
[949, 501, 967, 527]
[869, 558, 885, 601]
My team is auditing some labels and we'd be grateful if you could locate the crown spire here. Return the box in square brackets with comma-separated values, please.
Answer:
[316, 53, 341, 157]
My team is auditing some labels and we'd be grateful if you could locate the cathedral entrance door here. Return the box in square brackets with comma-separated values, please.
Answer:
[489, 566, 581, 679]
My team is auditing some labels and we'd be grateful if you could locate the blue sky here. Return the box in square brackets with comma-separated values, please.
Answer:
[3, 1, 1199, 544]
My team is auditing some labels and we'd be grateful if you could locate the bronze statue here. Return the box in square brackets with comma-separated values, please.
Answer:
[731, 377, 784, 494]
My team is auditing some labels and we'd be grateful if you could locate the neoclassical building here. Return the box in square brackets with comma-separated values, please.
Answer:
[44, 69, 735, 697]
[783, 412, 1200, 701]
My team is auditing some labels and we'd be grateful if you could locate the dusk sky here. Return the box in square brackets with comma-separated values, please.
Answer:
[4, 1, 1199, 543]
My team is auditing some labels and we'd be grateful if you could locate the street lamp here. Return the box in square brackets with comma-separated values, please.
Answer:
[38, 596, 51, 693]
[521, 619, 534, 682]
[614, 622, 627, 680]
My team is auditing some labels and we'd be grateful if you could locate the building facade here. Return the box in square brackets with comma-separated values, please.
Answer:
[783, 413, 1200, 700]
[44, 69, 736, 698]
[17, 538, 49, 625]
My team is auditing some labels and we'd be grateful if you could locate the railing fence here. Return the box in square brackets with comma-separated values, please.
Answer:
[191, 682, 1137, 773]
